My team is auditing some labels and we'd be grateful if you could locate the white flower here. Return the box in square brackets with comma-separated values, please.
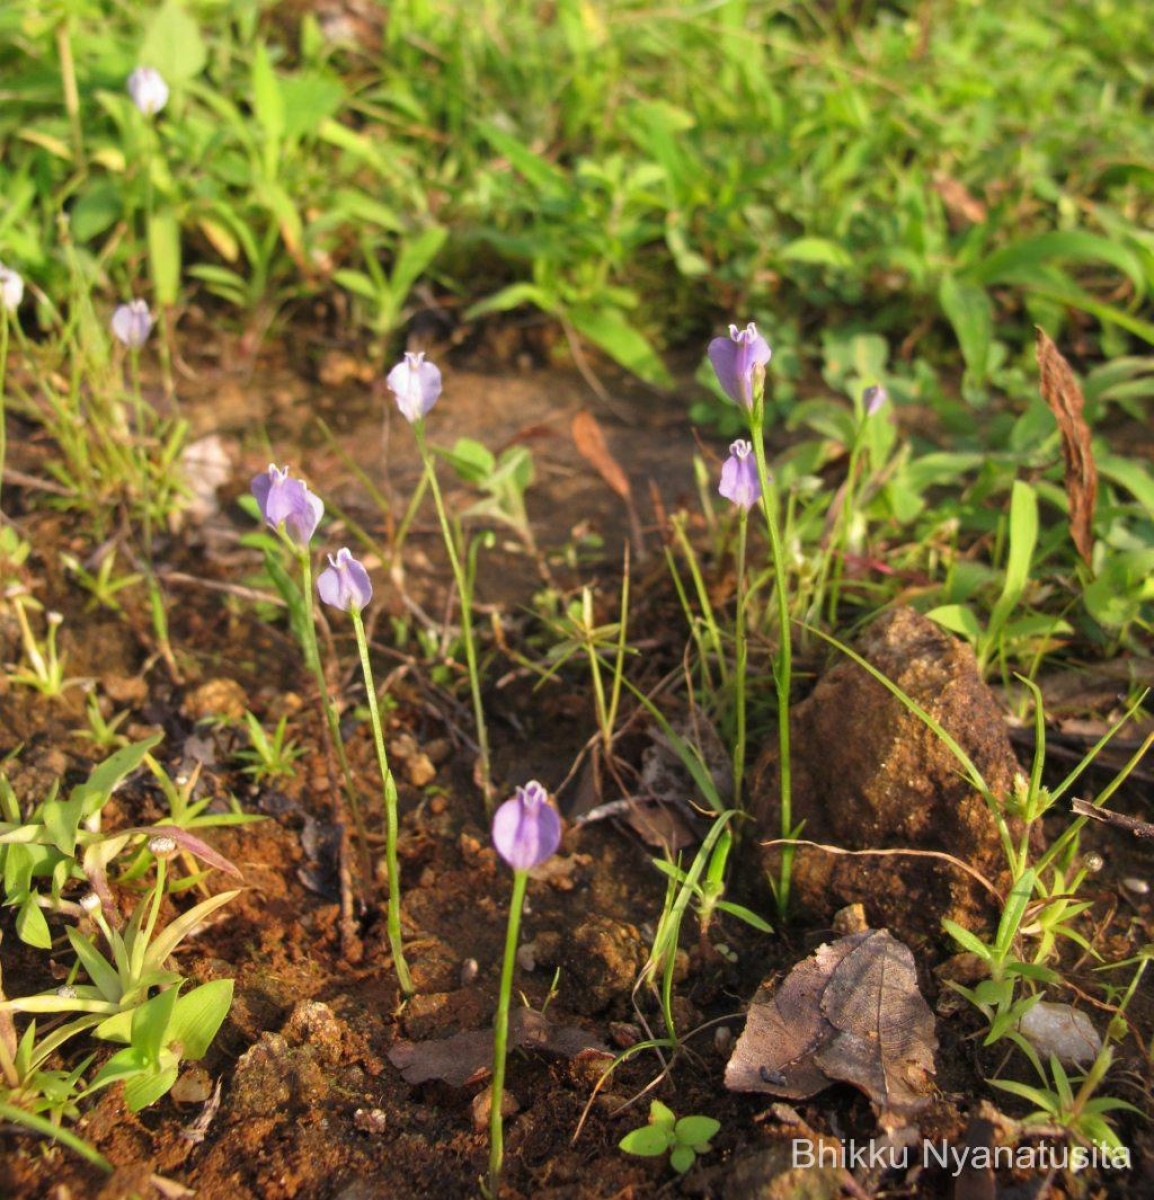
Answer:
[0, 263, 24, 314]
[127, 66, 169, 116]
[111, 299, 154, 349]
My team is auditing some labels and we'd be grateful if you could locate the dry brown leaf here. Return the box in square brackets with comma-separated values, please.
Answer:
[726, 929, 937, 1117]
[572, 410, 632, 500]
[388, 1008, 609, 1087]
[1036, 328, 1097, 564]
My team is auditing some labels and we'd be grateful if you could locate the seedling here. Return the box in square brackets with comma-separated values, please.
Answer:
[619, 1100, 720, 1174]
[234, 710, 305, 783]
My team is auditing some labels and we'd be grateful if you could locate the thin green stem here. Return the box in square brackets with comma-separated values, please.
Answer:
[732, 510, 749, 807]
[749, 422, 794, 915]
[297, 549, 371, 864]
[351, 607, 414, 998]
[0, 307, 8, 515]
[489, 868, 528, 1196]
[412, 421, 492, 806]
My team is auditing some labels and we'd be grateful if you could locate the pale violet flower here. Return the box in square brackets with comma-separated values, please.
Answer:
[250, 464, 324, 547]
[127, 66, 169, 116]
[719, 439, 761, 511]
[491, 781, 562, 872]
[386, 351, 442, 423]
[317, 547, 373, 613]
[864, 385, 888, 416]
[111, 300, 153, 349]
[707, 322, 772, 410]
[0, 263, 24, 314]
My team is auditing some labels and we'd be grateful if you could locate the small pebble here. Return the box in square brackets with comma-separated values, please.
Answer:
[1122, 877, 1149, 896]
[471, 1086, 518, 1131]
[516, 941, 537, 972]
[353, 1108, 388, 1135]
[460, 958, 479, 986]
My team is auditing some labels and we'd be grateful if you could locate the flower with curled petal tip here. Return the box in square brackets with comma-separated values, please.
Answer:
[719, 439, 761, 511]
[250, 464, 324, 547]
[386, 351, 443, 423]
[127, 66, 169, 116]
[111, 299, 154, 349]
[707, 322, 772, 410]
[0, 263, 24, 314]
[317, 547, 373, 613]
[491, 781, 562, 871]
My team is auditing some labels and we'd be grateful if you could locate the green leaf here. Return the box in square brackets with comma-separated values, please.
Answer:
[781, 236, 853, 269]
[925, 604, 982, 642]
[675, 1115, 720, 1147]
[939, 273, 993, 384]
[942, 918, 993, 960]
[124, 1063, 179, 1112]
[974, 231, 1147, 300]
[568, 306, 672, 387]
[646, 1099, 676, 1129]
[70, 737, 162, 820]
[71, 181, 123, 242]
[619, 1124, 673, 1157]
[280, 73, 345, 143]
[140, 1, 206, 84]
[252, 42, 286, 161]
[440, 438, 496, 484]
[16, 892, 51, 949]
[714, 900, 773, 933]
[168, 979, 234, 1059]
[66, 927, 122, 1003]
[669, 1144, 696, 1173]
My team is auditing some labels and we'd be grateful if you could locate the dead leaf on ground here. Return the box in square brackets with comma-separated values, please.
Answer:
[572, 410, 631, 501]
[726, 929, 937, 1117]
[1036, 328, 1097, 564]
[388, 1007, 610, 1087]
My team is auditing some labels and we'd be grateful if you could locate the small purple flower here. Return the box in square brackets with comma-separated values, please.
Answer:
[386, 351, 442, 423]
[707, 322, 772, 410]
[0, 263, 24, 314]
[864, 385, 888, 416]
[491, 781, 562, 872]
[719, 439, 761, 511]
[250, 464, 324, 547]
[127, 66, 169, 116]
[111, 299, 153, 349]
[317, 547, 373, 613]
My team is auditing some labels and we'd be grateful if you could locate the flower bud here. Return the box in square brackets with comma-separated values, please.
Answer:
[111, 299, 154, 349]
[386, 351, 442, 423]
[127, 66, 169, 116]
[491, 781, 562, 872]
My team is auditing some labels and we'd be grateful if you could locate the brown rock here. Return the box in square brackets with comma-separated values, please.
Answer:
[753, 607, 1023, 947]
[183, 678, 248, 722]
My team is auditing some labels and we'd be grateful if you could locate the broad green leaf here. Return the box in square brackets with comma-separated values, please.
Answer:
[568, 306, 672, 387]
[781, 236, 852, 268]
[939, 273, 992, 383]
[124, 1063, 179, 1112]
[676, 1115, 720, 1146]
[925, 604, 982, 642]
[16, 892, 51, 948]
[619, 1124, 672, 1157]
[252, 42, 285, 163]
[140, 2, 206, 84]
[974, 231, 1147, 299]
[168, 979, 234, 1059]
[669, 1144, 695, 1173]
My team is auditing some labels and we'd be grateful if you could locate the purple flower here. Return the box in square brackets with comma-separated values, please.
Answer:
[387, 351, 442, 423]
[0, 263, 24, 314]
[707, 322, 772, 410]
[250, 464, 324, 547]
[111, 300, 153, 349]
[127, 66, 169, 116]
[317, 547, 373, 613]
[719, 439, 761, 511]
[864, 385, 888, 416]
[491, 781, 562, 872]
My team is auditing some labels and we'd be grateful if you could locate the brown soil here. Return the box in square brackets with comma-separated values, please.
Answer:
[0, 331, 1151, 1200]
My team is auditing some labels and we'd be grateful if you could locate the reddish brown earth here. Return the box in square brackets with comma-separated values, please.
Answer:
[0, 328, 1151, 1199]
